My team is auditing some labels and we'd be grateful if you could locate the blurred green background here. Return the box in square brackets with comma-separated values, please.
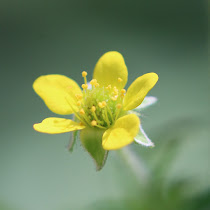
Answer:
[0, 0, 209, 209]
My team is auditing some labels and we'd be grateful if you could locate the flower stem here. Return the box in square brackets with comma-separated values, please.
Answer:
[116, 146, 149, 184]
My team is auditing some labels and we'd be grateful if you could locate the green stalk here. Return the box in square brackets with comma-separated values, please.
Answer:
[116, 146, 149, 184]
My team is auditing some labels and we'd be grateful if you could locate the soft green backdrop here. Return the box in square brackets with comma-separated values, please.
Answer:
[0, 0, 209, 210]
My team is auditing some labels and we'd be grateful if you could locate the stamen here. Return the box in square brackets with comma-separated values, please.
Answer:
[79, 108, 92, 127]
[106, 85, 112, 90]
[116, 104, 122, 109]
[82, 71, 87, 77]
[118, 78, 123, 82]
[79, 109, 85, 115]
[113, 86, 118, 95]
[98, 102, 103, 108]
[115, 104, 122, 120]
[82, 84, 88, 89]
[121, 89, 126, 94]
[82, 71, 87, 85]
[106, 106, 114, 122]
[65, 97, 86, 125]
[91, 120, 97, 127]
[120, 89, 126, 98]
[91, 106, 96, 112]
[95, 82, 99, 87]
[92, 109, 100, 124]
[90, 79, 96, 86]
[104, 107, 110, 127]
[111, 95, 118, 101]
[76, 101, 81, 106]
[75, 94, 83, 100]
[102, 101, 107, 107]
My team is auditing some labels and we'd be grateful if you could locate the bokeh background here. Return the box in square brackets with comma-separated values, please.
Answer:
[0, 0, 209, 209]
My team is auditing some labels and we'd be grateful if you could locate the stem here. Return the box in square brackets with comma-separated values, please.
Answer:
[116, 146, 149, 184]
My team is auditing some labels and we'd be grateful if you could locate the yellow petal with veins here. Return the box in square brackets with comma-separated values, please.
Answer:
[33, 75, 82, 115]
[123, 73, 158, 111]
[93, 51, 128, 89]
[102, 114, 140, 150]
[33, 117, 85, 134]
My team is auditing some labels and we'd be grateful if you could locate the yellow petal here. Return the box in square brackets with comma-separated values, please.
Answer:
[33, 75, 82, 115]
[102, 114, 140, 150]
[33, 117, 85, 134]
[93, 51, 128, 89]
[123, 73, 158, 111]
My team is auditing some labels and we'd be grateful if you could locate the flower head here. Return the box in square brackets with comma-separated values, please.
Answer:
[33, 51, 158, 170]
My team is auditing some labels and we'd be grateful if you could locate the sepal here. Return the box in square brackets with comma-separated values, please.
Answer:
[134, 96, 157, 111]
[80, 127, 108, 170]
[134, 125, 154, 147]
[67, 130, 78, 152]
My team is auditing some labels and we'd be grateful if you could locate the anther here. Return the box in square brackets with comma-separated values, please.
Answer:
[106, 85, 112, 90]
[98, 102, 103, 108]
[111, 95, 118, 101]
[91, 120, 97, 127]
[91, 106, 96, 112]
[77, 101, 81, 106]
[116, 104, 122, 109]
[90, 79, 96, 84]
[118, 78, 123, 82]
[82, 71, 87, 77]
[121, 89, 126, 94]
[75, 94, 83, 100]
[79, 109, 85, 115]
[113, 86, 118, 95]
[102, 101, 107, 107]
[82, 84, 88, 89]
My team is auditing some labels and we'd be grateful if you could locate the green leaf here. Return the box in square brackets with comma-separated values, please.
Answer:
[134, 125, 154, 147]
[80, 127, 108, 170]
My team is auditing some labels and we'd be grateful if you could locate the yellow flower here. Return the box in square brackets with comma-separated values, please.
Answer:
[33, 51, 158, 169]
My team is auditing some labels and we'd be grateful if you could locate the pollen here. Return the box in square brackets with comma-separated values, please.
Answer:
[121, 89, 126, 94]
[75, 94, 83, 100]
[91, 106, 96, 112]
[116, 104, 122, 109]
[76, 73, 127, 129]
[111, 95, 118, 101]
[106, 85, 112, 90]
[102, 101, 107, 107]
[82, 84, 88, 89]
[91, 120, 97, 127]
[79, 108, 85, 115]
[98, 102, 103, 108]
[113, 86, 118, 95]
[118, 77, 123, 82]
[82, 71, 87, 77]
[90, 79, 96, 85]
[77, 101, 81, 106]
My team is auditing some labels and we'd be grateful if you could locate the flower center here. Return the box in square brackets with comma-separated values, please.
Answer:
[75, 71, 127, 129]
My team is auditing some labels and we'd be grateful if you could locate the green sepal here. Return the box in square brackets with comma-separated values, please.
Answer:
[80, 127, 108, 171]
[67, 130, 78, 152]
[134, 96, 157, 112]
[134, 125, 154, 147]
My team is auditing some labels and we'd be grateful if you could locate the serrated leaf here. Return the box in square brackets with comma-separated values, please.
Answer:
[80, 127, 108, 170]
[134, 125, 154, 147]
